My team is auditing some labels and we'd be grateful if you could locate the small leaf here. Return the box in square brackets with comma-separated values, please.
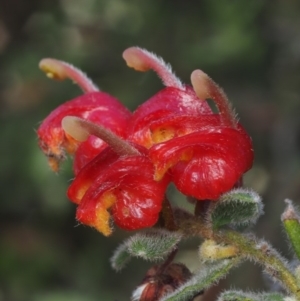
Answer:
[211, 188, 263, 230]
[110, 241, 132, 271]
[159, 258, 241, 301]
[281, 199, 300, 260]
[218, 290, 286, 301]
[110, 229, 182, 271]
[127, 229, 182, 261]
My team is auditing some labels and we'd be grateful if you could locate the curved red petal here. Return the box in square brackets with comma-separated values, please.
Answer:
[73, 137, 108, 175]
[72, 99, 131, 173]
[67, 147, 119, 204]
[149, 126, 253, 200]
[73, 154, 170, 233]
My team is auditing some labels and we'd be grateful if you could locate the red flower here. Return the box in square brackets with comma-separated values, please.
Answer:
[149, 125, 252, 200]
[37, 47, 254, 235]
[37, 59, 131, 173]
[123, 47, 253, 200]
[62, 117, 170, 236]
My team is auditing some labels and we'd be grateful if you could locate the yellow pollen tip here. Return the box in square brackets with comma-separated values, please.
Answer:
[39, 58, 67, 81]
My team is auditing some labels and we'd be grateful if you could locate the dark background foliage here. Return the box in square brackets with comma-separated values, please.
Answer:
[0, 1, 300, 300]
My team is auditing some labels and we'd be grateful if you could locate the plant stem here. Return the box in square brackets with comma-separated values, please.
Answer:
[217, 231, 300, 299]
[156, 248, 178, 275]
[176, 212, 300, 299]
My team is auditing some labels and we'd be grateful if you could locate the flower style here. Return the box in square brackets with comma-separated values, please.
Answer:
[37, 47, 254, 235]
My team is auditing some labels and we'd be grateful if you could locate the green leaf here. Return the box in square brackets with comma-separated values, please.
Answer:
[281, 199, 300, 260]
[110, 229, 182, 271]
[218, 291, 285, 301]
[127, 229, 182, 261]
[211, 188, 263, 230]
[110, 241, 132, 271]
[159, 258, 241, 301]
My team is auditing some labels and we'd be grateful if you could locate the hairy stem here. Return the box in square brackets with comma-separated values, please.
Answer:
[217, 231, 300, 299]
[176, 213, 300, 299]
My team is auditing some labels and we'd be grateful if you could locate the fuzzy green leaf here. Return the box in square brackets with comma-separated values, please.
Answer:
[160, 258, 241, 301]
[110, 241, 132, 271]
[127, 229, 182, 261]
[110, 229, 182, 271]
[282, 199, 300, 260]
[219, 291, 285, 301]
[212, 188, 263, 230]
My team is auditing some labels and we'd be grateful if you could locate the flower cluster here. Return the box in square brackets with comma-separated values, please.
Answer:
[37, 47, 253, 236]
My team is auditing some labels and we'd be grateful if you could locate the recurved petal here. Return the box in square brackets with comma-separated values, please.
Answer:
[149, 126, 253, 200]
[72, 154, 170, 235]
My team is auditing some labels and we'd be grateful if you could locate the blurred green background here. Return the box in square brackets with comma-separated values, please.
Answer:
[1, 0, 300, 300]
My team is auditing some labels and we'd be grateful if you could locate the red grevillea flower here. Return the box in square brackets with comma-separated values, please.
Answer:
[62, 117, 170, 236]
[37, 47, 254, 235]
[37, 59, 131, 173]
[123, 47, 253, 200]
